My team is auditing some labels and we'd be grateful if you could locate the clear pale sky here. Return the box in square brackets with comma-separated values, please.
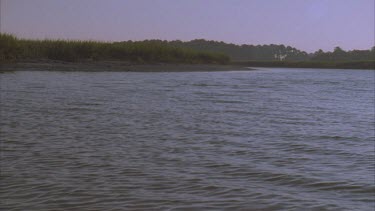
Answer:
[1, 0, 374, 52]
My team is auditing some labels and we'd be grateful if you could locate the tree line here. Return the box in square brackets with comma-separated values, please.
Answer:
[168, 39, 309, 61]
[311, 47, 375, 62]
[167, 39, 374, 62]
[1, 33, 373, 64]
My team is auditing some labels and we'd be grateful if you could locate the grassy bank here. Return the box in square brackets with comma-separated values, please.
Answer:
[0, 60, 252, 72]
[231, 60, 375, 70]
[0, 33, 230, 64]
[2, 33, 373, 70]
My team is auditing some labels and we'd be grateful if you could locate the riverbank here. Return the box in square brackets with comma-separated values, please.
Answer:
[0, 60, 253, 72]
[231, 60, 375, 70]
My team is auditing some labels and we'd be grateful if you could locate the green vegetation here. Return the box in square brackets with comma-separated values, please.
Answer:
[0, 33, 230, 64]
[172, 39, 374, 69]
[1, 33, 373, 69]
[0, 33, 19, 61]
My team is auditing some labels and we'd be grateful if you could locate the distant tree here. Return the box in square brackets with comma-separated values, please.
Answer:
[331, 46, 346, 60]
[315, 49, 324, 55]
[334, 46, 345, 53]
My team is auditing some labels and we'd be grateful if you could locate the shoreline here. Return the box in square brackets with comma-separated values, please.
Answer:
[0, 60, 254, 72]
[231, 60, 375, 70]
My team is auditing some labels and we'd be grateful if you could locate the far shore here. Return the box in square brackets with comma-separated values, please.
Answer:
[0, 60, 255, 72]
[2, 59, 372, 72]
[231, 60, 375, 70]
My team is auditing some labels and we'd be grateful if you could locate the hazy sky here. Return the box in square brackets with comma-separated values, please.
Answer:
[1, 0, 374, 52]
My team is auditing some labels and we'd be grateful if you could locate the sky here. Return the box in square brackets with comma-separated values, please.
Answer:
[1, 0, 374, 52]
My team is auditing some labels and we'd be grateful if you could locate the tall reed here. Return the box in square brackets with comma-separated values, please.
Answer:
[0, 33, 230, 64]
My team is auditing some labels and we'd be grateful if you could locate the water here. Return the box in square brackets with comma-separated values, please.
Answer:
[0, 68, 374, 210]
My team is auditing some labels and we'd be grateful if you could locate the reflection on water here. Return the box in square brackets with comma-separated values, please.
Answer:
[1, 68, 374, 210]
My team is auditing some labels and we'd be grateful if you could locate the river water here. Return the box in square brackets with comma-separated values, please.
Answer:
[0, 68, 374, 210]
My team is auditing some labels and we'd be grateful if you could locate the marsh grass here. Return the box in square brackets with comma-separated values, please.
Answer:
[0, 33, 230, 64]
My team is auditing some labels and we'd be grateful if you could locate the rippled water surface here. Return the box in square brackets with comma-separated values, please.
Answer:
[1, 68, 374, 210]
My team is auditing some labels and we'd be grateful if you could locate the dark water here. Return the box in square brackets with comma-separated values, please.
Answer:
[0, 68, 374, 210]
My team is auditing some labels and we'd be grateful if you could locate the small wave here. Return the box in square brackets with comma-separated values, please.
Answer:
[191, 83, 222, 87]
[214, 100, 248, 104]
